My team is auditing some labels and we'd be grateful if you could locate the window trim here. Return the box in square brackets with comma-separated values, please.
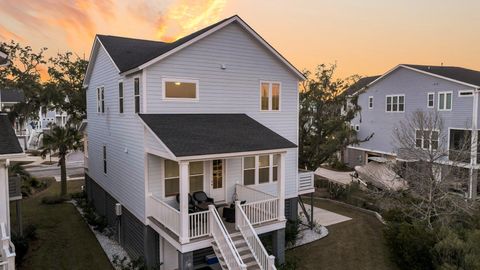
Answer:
[438, 91, 453, 111]
[162, 78, 199, 101]
[385, 94, 405, 113]
[259, 81, 282, 112]
[458, 90, 474, 97]
[415, 129, 439, 151]
[427, 92, 435, 108]
[368, 96, 373, 109]
[118, 80, 124, 114]
[242, 154, 280, 186]
[134, 77, 141, 113]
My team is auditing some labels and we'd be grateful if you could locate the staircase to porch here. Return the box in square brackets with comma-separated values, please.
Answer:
[208, 202, 276, 270]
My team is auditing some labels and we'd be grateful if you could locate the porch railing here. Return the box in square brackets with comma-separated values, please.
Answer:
[236, 184, 279, 225]
[209, 205, 246, 270]
[149, 196, 181, 236]
[0, 222, 15, 270]
[189, 210, 210, 239]
[236, 202, 276, 270]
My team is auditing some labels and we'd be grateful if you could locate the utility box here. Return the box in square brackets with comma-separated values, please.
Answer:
[115, 203, 122, 216]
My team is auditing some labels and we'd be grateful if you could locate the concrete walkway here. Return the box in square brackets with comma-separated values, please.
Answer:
[315, 167, 355, 185]
[299, 203, 352, 227]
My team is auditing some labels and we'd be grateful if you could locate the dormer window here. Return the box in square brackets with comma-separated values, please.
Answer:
[163, 78, 199, 100]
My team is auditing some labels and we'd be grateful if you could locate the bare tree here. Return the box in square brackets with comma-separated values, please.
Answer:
[367, 110, 477, 229]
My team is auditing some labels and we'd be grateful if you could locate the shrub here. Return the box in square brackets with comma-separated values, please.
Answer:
[70, 190, 86, 199]
[384, 222, 436, 270]
[112, 255, 147, 270]
[11, 225, 37, 266]
[285, 219, 300, 246]
[41, 195, 68, 205]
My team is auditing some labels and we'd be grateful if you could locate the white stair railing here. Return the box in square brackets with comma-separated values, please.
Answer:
[208, 205, 246, 270]
[235, 201, 276, 270]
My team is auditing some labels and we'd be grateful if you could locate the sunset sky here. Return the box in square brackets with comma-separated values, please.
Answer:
[1, 0, 479, 78]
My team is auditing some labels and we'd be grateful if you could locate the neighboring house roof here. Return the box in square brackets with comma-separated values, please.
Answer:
[0, 88, 25, 103]
[84, 15, 305, 86]
[363, 64, 480, 93]
[344, 76, 380, 96]
[139, 114, 297, 157]
[0, 113, 23, 156]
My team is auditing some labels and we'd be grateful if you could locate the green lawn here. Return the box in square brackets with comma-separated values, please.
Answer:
[10, 179, 113, 270]
[286, 199, 398, 270]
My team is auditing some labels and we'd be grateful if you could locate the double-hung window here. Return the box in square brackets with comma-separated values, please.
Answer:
[163, 79, 198, 100]
[386, 95, 404, 112]
[97, 87, 105, 113]
[438, 92, 452, 111]
[415, 130, 439, 150]
[427, 93, 434, 108]
[119, 82, 124, 113]
[243, 154, 281, 185]
[164, 160, 204, 197]
[368, 96, 373, 109]
[260, 82, 281, 111]
[134, 78, 140, 113]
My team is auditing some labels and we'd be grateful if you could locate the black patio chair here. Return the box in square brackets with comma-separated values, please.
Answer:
[192, 191, 214, 204]
[176, 193, 198, 213]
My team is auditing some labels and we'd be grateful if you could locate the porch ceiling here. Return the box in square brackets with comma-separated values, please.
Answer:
[140, 114, 296, 158]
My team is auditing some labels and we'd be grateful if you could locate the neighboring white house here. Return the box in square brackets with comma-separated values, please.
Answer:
[345, 64, 480, 198]
[83, 15, 314, 269]
[0, 113, 24, 270]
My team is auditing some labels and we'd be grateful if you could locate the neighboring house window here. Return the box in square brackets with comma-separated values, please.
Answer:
[355, 125, 360, 131]
[260, 82, 281, 111]
[103, 145, 107, 174]
[386, 95, 404, 112]
[163, 79, 198, 100]
[243, 154, 280, 185]
[427, 92, 434, 108]
[415, 130, 439, 150]
[119, 82, 124, 113]
[164, 160, 179, 197]
[97, 87, 104, 113]
[438, 92, 452, 111]
[189, 161, 204, 193]
[458, 90, 473, 97]
[368, 96, 373, 109]
[134, 78, 140, 113]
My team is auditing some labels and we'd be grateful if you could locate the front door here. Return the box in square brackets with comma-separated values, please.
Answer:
[211, 159, 225, 202]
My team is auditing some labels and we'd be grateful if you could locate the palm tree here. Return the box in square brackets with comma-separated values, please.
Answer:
[41, 126, 82, 196]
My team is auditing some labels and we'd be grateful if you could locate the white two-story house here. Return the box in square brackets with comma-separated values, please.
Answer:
[345, 64, 480, 199]
[83, 15, 313, 270]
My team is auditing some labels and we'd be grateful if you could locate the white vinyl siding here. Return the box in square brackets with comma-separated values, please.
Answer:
[385, 94, 404, 112]
[427, 92, 434, 108]
[438, 91, 452, 111]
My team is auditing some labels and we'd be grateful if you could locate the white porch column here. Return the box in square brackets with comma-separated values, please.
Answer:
[469, 89, 479, 199]
[277, 153, 286, 221]
[179, 161, 190, 244]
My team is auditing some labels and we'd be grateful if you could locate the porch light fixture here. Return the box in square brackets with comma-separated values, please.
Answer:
[175, 82, 181, 86]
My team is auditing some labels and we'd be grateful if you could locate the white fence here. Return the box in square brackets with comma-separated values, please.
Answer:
[209, 205, 247, 270]
[236, 202, 276, 270]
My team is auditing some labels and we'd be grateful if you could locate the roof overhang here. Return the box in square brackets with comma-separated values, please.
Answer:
[120, 16, 306, 80]
[83, 36, 121, 88]
[356, 65, 480, 96]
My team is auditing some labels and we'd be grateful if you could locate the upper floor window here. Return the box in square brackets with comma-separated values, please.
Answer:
[163, 79, 198, 100]
[243, 154, 281, 185]
[97, 87, 104, 113]
[458, 90, 473, 97]
[134, 78, 140, 113]
[103, 145, 107, 174]
[386, 95, 404, 112]
[119, 82, 124, 113]
[438, 92, 452, 111]
[368, 96, 373, 109]
[260, 82, 280, 111]
[427, 92, 434, 108]
[415, 130, 438, 150]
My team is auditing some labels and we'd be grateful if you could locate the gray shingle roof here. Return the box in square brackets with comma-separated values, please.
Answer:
[343, 76, 380, 96]
[97, 15, 235, 73]
[139, 114, 297, 157]
[404, 64, 480, 87]
[0, 113, 22, 156]
[0, 88, 25, 103]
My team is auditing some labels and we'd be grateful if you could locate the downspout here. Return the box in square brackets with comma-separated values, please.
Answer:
[469, 88, 479, 198]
